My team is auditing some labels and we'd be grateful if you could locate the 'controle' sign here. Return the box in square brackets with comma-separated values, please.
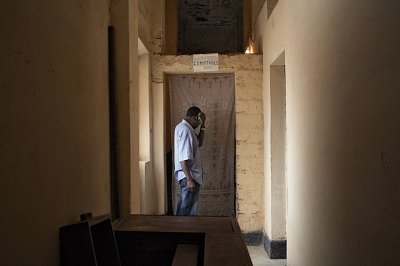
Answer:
[193, 53, 219, 72]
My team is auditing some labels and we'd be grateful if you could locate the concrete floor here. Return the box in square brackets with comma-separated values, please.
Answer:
[247, 245, 287, 266]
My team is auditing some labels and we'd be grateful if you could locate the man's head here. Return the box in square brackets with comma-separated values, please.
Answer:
[185, 106, 202, 129]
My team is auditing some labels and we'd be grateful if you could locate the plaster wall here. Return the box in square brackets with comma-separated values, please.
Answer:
[110, 0, 139, 215]
[151, 55, 264, 232]
[138, 0, 164, 54]
[252, 0, 266, 27]
[139, 160, 155, 213]
[0, 1, 111, 264]
[270, 64, 286, 240]
[138, 50, 157, 214]
[255, 0, 287, 240]
[139, 53, 151, 161]
[258, 0, 400, 264]
[151, 73, 167, 213]
[129, 0, 139, 215]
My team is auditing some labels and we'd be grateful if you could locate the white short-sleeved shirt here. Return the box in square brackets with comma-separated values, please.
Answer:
[174, 119, 202, 184]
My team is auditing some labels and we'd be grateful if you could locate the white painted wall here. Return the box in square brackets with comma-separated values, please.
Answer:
[256, 0, 287, 242]
[257, 0, 400, 264]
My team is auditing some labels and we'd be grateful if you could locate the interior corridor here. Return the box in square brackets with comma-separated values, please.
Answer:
[1, 0, 400, 265]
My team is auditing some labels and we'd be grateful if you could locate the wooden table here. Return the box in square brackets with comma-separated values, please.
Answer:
[115, 215, 252, 266]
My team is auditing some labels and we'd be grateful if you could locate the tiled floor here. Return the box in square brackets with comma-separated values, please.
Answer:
[247, 245, 287, 266]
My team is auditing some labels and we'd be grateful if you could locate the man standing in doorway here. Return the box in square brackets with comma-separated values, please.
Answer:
[174, 106, 206, 216]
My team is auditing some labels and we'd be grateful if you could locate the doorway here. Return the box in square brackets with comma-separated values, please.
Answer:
[167, 73, 236, 216]
[267, 51, 287, 258]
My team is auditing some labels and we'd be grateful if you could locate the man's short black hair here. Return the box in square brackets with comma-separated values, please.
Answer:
[186, 106, 201, 117]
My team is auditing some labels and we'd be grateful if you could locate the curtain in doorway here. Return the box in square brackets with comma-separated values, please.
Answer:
[169, 73, 235, 216]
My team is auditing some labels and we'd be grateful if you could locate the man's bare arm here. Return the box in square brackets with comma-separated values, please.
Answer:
[180, 160, 196, 192]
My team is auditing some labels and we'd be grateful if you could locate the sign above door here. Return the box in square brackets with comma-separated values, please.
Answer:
[193, 53, 219, 72]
